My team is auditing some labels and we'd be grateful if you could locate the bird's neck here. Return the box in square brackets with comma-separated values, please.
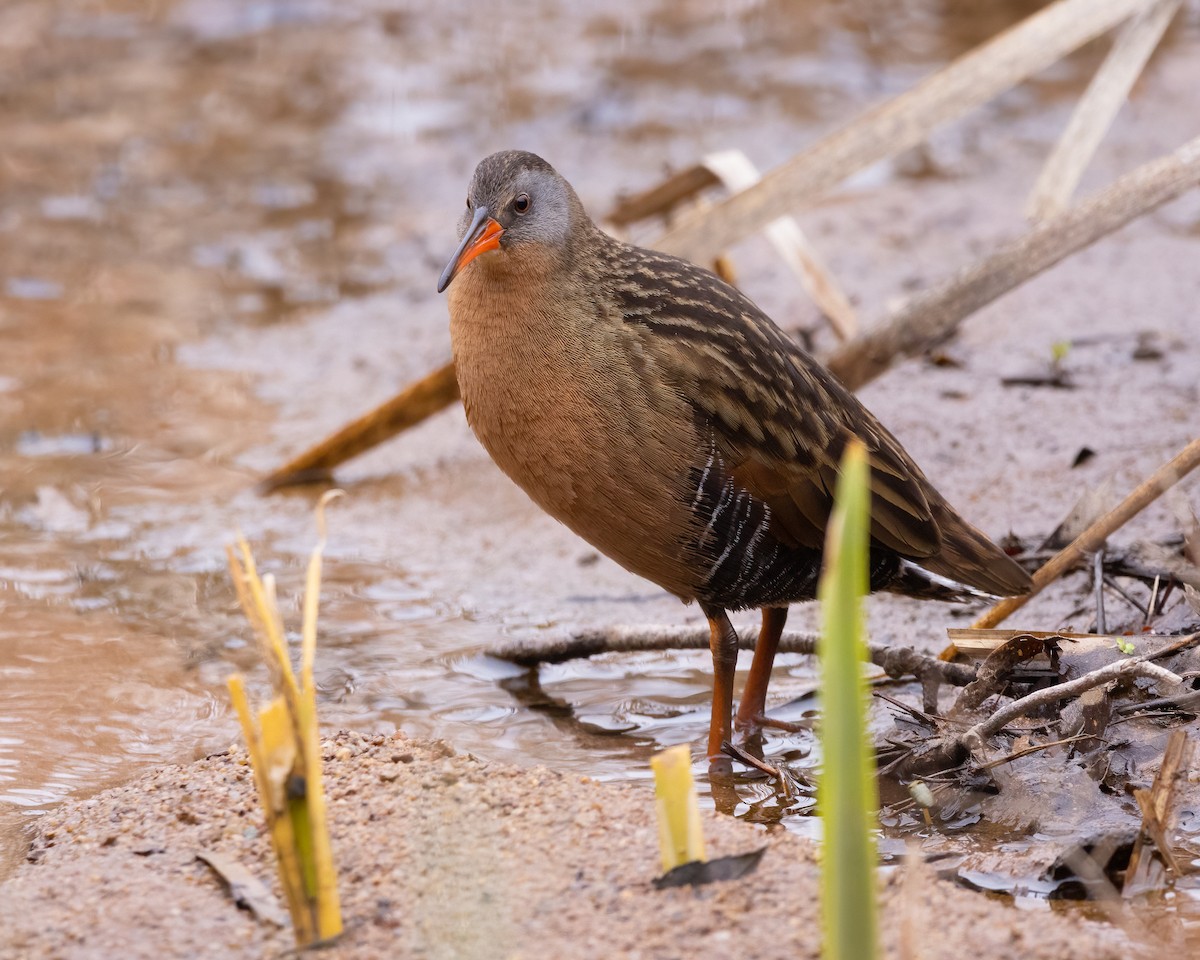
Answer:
[446, 232, 621, 519]
[447, 239, 596, 347]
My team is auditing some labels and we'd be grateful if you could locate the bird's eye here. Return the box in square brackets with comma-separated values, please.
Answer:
[466, 195, 472, 209]
[513, 194, 531, 215]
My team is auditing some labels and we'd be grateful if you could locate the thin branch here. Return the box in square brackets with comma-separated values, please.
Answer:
[1143, 631, 1200, 662]
[962, 659, 1182, 751]
[1147, 574, 1162, 627]
[721, 742, 795, 798]
[1095, 548, 1108, 634]
[972, 436, 1200, 630]
[489, 625, 977, 686]
[1103, 575, 1148, 617]
[977, 734, 1101, 770]
[606, 165, 720, 228]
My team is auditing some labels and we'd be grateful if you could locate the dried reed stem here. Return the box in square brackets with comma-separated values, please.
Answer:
[972, 436, 1200, 630]
[1026, 0, 1183, 220]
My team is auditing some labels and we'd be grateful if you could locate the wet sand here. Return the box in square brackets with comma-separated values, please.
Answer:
[0, 733, 1139, 960]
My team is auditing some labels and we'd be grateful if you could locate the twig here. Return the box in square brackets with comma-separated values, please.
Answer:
[1095, 547, 1108, 634]
[976, 734, 1100, 770]
[1143, 630, 1200, 662]
[720, 742, 793, 800]
[1103, 575, 1148, 617]
[1111, 707, 1193, 724]
[1026, 0, 1183, 220]
[607, 165, 720, 228]
[1147, 574, 1162, 627]
[489, 625, 977, 686]
[970, 436, 1200, 631]
[753, 716, 809, 734]
[655, 0, 1155, 265]
[258, 361, 459, 491]
[826, 136, 1200, 390]
[962, 659, 1182, 751]
[1117, 690, 1200, 718]
[874, 690, 940, 728]
[490, 624, 795, 663]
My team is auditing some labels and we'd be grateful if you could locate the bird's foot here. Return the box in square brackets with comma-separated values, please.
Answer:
[734, 709, 808, 739]
[742, 714, 808, 734]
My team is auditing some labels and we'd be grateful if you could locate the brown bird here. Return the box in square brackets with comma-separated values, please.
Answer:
[438, 150, 1030, 765]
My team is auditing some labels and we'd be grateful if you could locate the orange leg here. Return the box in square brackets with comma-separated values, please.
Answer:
[735, 606, 789, 731]
[701, 605, 739, 770]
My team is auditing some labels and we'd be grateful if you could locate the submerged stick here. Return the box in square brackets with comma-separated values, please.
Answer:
[828, 134, 1200, 390]
[491, 624, 814, 664]
[655, 0, 1154, 265]
[490, 625, 976, 686]
[972, 436, 1200, 631]
[1026, 0, 1183, 221]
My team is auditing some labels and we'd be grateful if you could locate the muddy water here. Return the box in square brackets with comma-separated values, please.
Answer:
[2, 0, 1199, 902]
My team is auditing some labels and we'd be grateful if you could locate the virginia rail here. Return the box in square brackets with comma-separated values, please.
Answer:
[439, 151, 1030, 765]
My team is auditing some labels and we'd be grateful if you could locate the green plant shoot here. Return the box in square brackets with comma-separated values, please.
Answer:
[817, 439, 878, 960]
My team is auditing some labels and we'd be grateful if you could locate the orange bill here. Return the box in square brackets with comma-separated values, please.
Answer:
[437, 205, 504, 292]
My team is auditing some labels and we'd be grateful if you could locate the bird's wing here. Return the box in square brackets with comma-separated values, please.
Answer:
[613, 247, 940, 559]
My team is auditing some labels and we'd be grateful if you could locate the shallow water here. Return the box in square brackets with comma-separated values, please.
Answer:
[2, 0, 1199, 923]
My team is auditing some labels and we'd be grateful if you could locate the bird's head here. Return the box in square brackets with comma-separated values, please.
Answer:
[437, 151, 579, 293]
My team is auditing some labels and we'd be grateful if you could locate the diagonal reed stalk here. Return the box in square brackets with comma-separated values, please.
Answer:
[818, 440, 878, 960]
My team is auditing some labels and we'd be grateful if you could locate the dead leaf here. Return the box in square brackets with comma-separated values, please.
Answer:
[953, 634, 1052, 713]
[1186, 584, 1200, 617]
[653, 848, 767, 889]
[197, 851, 288, 927]
[1123, 729, 1193, 896]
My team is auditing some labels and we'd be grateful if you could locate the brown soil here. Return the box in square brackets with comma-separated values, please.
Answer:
[0, 732, 1135, 960]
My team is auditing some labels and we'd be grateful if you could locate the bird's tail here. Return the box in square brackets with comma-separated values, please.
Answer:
[890, 498, 1031, 601]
